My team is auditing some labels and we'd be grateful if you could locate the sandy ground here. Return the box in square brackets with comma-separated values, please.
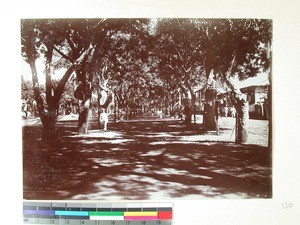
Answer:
[22, 114, 271, 200]
[23, 114, 269, 147]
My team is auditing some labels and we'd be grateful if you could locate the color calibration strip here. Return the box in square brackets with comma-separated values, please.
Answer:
[23, 202, 173, 225]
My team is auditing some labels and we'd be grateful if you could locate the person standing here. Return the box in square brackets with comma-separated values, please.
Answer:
[224, 105, 229, 118]
[100, 108, 109, 132]
[32, 99, 37, 117]
[23, 98, 29, 118]
[230, 106, 236, 118]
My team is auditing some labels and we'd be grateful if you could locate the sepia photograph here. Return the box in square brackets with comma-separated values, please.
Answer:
[21, 18, 273, 201]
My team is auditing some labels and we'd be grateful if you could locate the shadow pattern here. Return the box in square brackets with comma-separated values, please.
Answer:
[23, 119, 271, 200]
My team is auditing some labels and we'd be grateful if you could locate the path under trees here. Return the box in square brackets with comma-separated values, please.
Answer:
[21, 18, 272, 200]
[23, 115, 271, 200]
[21, 18, 272, 145]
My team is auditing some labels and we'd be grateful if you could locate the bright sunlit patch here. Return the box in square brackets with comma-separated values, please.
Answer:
[77, 138, 134, 145]
[91, 158, 129, 167]
[149, 141, 191, 145]
[152, 132, 173, 137]
[188, 174, 213, 179]
[78, 140, 103, 144]
[212, 169, 227, 174]
[69, 130, 124, 138]
[164, 153, 180, 160]
[110, 147, 125, 151]
[56, 191, 71, 197]
[139, 149, 165, 156]
[71, 174, 171, 200]
[135, 132, 173, 138]
[168, 125, 184, 128]
[160, 168, 189, 175]
[109, 139, 134, 144]
[133, 164, 149, 174]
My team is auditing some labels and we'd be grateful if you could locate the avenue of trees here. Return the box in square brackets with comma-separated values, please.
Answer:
[21, 18, 272, 144]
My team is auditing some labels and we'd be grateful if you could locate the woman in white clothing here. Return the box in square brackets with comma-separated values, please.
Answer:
[99, 108, 109, 131]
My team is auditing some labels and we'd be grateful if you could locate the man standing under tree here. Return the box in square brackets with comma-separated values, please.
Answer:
[99, 108, 108, 132]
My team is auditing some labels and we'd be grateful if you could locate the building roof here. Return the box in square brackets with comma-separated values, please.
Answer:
[237, 72, 270, 89]
[192, 71, 270, 94]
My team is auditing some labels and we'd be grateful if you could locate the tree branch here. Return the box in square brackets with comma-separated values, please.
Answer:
[221, 71, 246, 105]
[65, 34, 78, 57]
[52, 64, 76, 106]
[181, 64, 192, 74]
[45, 45, 54, 106]
[75, 44, 94, 66]
[92, 19, 107, 30]
[53, 44, 94, 105]
[53, 45, 74, 63]
[226, 53, 236, 78]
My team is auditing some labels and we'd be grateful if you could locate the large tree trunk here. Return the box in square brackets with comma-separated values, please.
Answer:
[114, 94, 117, 122]
[27, 43, 93, 140]
[203, 102, 218, 131]
[181, 85, 194, 124]
[28, 59, 58, 143]
[190, 93, 196, 123]
[203, 88, 218, 131]
[225, 77, 249, 144]
[183, 100, 192, 124]
[76, 77, 91, 134]
[78, 106, 91, 134]
[235, 99, 249, 144]
[203, 68, 218, 131]
[40, 107, 58, 143]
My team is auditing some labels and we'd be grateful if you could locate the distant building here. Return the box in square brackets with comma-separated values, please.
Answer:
[240, 84, 269, 119]
[177, 72, 270, 119]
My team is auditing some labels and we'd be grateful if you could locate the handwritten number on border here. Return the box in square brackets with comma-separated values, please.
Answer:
[282, 202, 293, 209]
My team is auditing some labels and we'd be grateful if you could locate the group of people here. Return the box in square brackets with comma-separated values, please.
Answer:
[58, 103, 78, 116]
[22, 97, 37, 118]
[221, 105, 236, 118]
[215, 98, 236, 119]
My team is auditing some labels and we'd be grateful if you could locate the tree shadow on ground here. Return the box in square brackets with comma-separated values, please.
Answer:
[23, 119, 271, 200]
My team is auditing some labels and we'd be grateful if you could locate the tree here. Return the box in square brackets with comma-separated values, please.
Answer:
[21, 19, 151, 135]
[82, 19, 152, 122]
[21, 19, 97, 142]
[198, 19, 272, 143]
[21, 76, 34, 100]
[153, 19, 272, 143]
[155, 19, 207, 124]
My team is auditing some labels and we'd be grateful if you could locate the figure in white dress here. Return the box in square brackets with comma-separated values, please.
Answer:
[100, 108, 108, 132]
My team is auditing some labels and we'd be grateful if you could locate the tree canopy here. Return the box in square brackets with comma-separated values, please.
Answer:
[21, 18, 272, 136]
